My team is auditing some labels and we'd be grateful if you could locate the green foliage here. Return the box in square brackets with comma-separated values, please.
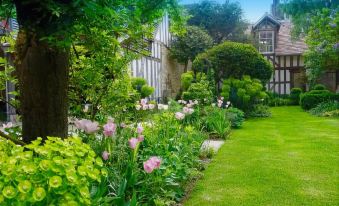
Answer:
[290, 88, 303, 105]
[181, 71, 194, 91]
[202, 107, 231, 139]
[221, 76, 267, 112]
[170, 26, 213, 67]
[309, 101, 339, 116]
[131, 77, 147, 89]
[182, 73, 213, 103]
[247, 104, 272, 118]
[193, 41, 273, 85]
[300, 90, 339, 110]
[322, 109, 339, 117]
[225, 107, 245, 128]
[282, 1, 339, 85]
[140, 85, 155, 98]
[0, 137, 103, 205]
[186, 0, 250, 43]
[313, 84, 327, 90]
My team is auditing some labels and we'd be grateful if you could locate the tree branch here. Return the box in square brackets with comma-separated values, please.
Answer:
[0, 130, 26, 145]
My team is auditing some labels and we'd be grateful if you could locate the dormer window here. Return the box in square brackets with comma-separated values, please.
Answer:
[259, 31, 274, 53]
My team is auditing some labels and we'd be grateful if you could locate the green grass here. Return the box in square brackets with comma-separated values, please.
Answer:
[185, 106, 339, 206]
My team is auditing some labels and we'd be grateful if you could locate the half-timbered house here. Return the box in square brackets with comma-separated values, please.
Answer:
[129, 14, 186, 101]
[252, 0, 338, 94]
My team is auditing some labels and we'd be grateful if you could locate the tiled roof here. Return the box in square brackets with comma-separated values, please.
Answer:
[275, 21, 308, 55]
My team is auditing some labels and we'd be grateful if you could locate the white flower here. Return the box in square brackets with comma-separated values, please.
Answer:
[211, 103, 216, 107]
[226, 101, 231, 105]
[142, 104, 149, 110]
[194, 100, 198, 105]
[163, 105, 169, 110]
[136, 105, 141, 110]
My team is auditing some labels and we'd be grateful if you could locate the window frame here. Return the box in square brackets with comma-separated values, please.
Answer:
[259, 30, 274, 54]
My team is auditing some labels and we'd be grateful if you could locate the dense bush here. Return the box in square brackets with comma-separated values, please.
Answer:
[193, 41, 273, 85]
[290, 88, 303, 105]
[181, 71, 194, 91]
[322, 110, 339, 117]
[181, 73, 213, 103]
[309, 101, 339, 116]
[300, 90, 339, 110]
[0, 137, 103, 205]
[247, 104, 271, 118]
[312, 84, 326, 91]
[225, 107, 245, 128]
[221, 76, 267, 112]
[131, 77, 155, 98]
[202, 107, 231, 139]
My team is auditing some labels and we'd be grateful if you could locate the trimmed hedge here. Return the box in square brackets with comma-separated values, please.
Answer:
[300, 90, 339, 110]
[290, 87, 303, 105]
[193, 41, 273, 84]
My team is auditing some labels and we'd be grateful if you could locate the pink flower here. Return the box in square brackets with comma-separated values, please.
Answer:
[102, 151, 110, 160]
[103, 122, 117, 137]
[2, 122, 13, 129]
[142, 104, 149, 110]
[183, 107, 189, 114]
[84, 121, 99, 134]
[140, 98, 148, 105]
[128, 138, 139, 149]
[148, 104, 155, 110]
[175, 112, 185, 120]
[188, 108, 194, 114]
[143, 156, 162, 173]
[137, 125, 144, 134]
[137, 135, 144, 142]
[75, 119, 99, 134]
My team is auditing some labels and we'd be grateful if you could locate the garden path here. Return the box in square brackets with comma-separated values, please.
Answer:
[185, 106, 339, 206]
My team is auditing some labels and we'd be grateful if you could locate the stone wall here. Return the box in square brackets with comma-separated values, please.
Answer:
[160, 45, 191, 101]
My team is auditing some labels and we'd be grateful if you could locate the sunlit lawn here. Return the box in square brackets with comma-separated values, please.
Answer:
[185, 106, 339, 206]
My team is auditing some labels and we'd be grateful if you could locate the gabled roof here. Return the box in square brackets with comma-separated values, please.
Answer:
[252, 13, 281, 30]
[275, 21, 308, 55]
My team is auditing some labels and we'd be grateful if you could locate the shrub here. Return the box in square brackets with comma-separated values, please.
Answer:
[268, 97, 292, 107]
[290, 87, 303, 105]
[193, 41, 273, 84]
[182, 76, 213, 103]
[140, 85, 155, 98]
[312, 84, 326, 90]
[0, 137, 103, 205]
[225, 107, 245, 128]
[131, 77, 154, 98]
[309, 101, 339, 116]
[202, 107, 231, 139]
[300, 90, 339, 110]
[181, 71, 194, 91]
[247, 104, 271, 118]
[221, 76, 267, 112]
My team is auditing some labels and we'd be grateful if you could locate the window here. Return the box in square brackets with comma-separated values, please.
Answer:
[259, 31, 274, 53]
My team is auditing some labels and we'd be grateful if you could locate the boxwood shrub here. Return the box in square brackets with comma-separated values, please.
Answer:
[300, 90, 339, 110]
[290, 87, 303, 105]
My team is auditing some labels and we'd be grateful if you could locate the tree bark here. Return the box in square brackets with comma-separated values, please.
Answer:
[16, 31, 69, 143]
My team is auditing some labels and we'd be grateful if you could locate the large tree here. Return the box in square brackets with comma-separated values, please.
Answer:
[282, 0, 338, 86]
[185, 0, 249, 43]
[170, 26, 213, 72]
[0, 0, 184, 143]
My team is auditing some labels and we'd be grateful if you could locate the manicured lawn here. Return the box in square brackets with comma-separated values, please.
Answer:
[185, 106, 339, 206]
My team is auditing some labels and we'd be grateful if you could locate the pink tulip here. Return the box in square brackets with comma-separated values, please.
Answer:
[102, 151, 110, 160]
[143, 156, 162, 173]
[140, 98, 148, 105]
[103, 122, 117, 137]
[183, 107, 189, 114]
[84, 121, 99, 134]
[137, 135, 144, 142]
[137, 125, 144, 134]
[128, 138, 139, 149]
[175, 112, 185, 120]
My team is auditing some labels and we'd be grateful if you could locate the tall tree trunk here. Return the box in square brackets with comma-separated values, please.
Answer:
[16, 31, 69, 143]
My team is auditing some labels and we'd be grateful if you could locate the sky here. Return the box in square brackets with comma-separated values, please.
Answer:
[180, 0, 273, 23]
